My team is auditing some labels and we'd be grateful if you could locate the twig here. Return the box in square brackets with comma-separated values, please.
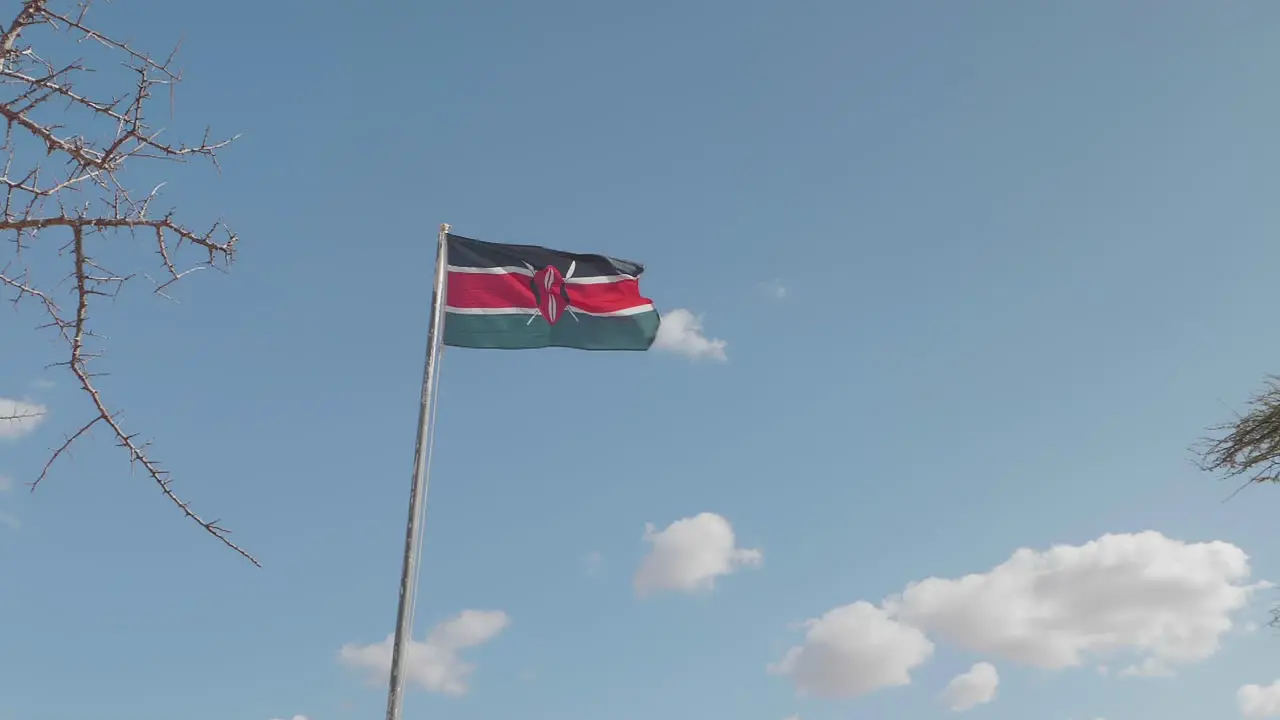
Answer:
[1195, 376, 1280, 489]
[0, 0, 253, 565]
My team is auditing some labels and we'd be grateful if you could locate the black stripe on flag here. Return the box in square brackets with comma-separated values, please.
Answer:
[446, 233, 645, 279]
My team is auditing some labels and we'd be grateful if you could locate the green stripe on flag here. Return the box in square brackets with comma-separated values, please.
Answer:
[443, 310, 659, 351]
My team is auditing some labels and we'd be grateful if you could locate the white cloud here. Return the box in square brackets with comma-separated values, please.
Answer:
[887, 531, 1264, 675]
[769, 601, 934, 698]
[1118, 657, 1173, 677]
[653, 309, 727, 361]
[633, 512, 760, 597]
[0, 476, 15, 530]
[339, 609, 510, 696]
[762, 279, 788, 299]
[771, 531, 1265, 701]
[584, 551, 603, 576]
[940, 662, 998, 711]
[0, 397, 46, 440]
[269, 716, 308, 720]
[1240, 680, 1280, 718]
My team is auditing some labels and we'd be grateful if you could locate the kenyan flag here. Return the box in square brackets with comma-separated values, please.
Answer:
[443, 233, 661, 351]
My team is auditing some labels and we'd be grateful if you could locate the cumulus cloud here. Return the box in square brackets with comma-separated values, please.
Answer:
[888, 531, 1264, 674]
[1240, 680, 1280, 718]
[0, 474, 15, 529]
[940, 662, 998, 711]
[772, 531, 1265, 700]
[634, 512, 760, 596]
[769, 601, 934, 698]
[1118, 657, 1173, 677]
[339, 609, 509, 695]
[652, 309, 727, 361]
[0, 397, 46, 440]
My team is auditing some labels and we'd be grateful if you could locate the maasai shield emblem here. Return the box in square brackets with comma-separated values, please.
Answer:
[525, 260, 579, 325]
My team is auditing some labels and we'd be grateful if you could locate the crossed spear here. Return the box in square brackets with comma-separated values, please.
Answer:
[523, 260, 581, 325]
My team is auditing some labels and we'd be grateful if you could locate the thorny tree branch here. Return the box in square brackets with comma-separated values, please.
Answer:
[0, 0, 255, 565]
[1196, 376, 1280, 627]
[1195, 376, 1280, 493]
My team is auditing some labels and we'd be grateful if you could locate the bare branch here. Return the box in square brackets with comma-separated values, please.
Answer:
[1195, 376, 1280, 489]
[1197, 378, 1280, 627]
[1, 0, 254, 565]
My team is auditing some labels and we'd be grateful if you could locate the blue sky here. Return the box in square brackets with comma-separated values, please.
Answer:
[3, 1, 1280, 719]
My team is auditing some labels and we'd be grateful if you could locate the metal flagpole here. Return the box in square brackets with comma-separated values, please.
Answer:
[384, 223, 451, 720]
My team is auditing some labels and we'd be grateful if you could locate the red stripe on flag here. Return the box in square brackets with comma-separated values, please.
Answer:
[447, 271, 652, 314]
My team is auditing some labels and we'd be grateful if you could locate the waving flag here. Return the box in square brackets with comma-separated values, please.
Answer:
[443, 233, 661, 351]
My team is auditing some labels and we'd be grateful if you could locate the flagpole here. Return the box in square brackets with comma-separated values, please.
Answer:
[384, 223, 451, 720]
